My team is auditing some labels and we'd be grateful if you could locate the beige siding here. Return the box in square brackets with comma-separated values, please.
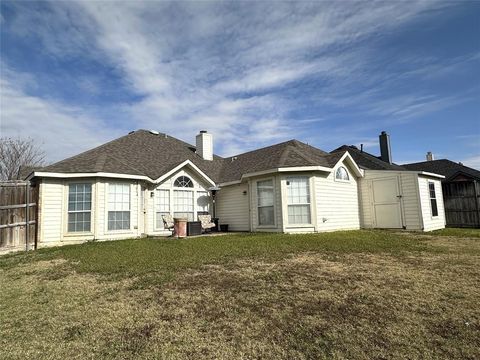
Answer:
[358, 170, 424, 230]
[145, 168, 212, 235]
[418, 176, 445, 231]
[39, 179, 64, 244]
[315, 163, 360, 232]
[216, 183, 250, 231]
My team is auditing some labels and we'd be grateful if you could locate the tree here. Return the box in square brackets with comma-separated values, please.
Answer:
[0, 137, 46, 181]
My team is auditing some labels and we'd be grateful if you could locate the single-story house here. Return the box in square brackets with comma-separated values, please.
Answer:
[404, 156, 480, 228]
[24, 130, 446, 247]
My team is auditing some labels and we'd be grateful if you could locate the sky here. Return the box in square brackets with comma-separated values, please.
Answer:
[0, 1, 479, 168]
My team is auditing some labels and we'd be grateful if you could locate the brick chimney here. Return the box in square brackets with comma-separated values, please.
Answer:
[196, 130, 213, 161]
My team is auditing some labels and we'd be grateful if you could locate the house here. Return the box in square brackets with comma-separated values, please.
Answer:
[331, 132, 446, 231]
[404, 156, 480, 228]
[24, 130, 445, 248]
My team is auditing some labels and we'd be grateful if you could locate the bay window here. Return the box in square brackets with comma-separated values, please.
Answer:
[287, 177, 311, 224]
[257, 179, 275, 226]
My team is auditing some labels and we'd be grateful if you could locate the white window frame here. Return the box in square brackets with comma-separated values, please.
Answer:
[428, 181, 439, 218]
[106, 182, 132, 233]
[256, 178, 276, 227]
[173, 189, 195, 221]
[334, 166, 350, 182]
[66, 182, 93, 234]
[286, 176, 312, 225]
[155, 189, 170, 230]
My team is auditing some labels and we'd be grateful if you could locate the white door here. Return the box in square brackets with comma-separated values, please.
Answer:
[372, 177, 403, 229]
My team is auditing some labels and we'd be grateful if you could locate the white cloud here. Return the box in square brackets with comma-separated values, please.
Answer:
[462, 155, 480, 170]
[0, 70, 117, 163]
[1, 0, 469, 162]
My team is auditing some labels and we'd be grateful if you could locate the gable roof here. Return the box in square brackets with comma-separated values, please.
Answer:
[40, 130, 225, 182]
[330, 145, 406, 171]
[29, 130, 357, 184]
[219, 140, 343, 183]
[404, 159, 480, 181]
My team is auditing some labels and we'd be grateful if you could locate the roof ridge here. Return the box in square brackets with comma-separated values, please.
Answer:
[229, 139, 299, 158]
[279, 145, 318, 167]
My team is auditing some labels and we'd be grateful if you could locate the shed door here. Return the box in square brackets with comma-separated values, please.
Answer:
[372, 177, 403, 229]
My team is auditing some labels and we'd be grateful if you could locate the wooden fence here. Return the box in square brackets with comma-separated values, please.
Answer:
[0, 181, 39, 252]
[443, 180, 480, 228]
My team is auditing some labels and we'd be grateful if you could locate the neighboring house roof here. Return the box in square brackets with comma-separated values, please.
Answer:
[404, 159, 480, 181]
[17, 165, 44, 180]
[31, 130, 352, 184]
[330, 145, 406, 171]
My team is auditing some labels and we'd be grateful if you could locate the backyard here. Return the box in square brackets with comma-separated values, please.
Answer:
[1, 229, 479, 359]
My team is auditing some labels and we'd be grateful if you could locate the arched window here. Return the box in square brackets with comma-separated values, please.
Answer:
[174, 176, 193, 188]
[335, 166, 350, 181]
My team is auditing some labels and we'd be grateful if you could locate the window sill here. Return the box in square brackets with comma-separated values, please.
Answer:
[286, 224, 313, 228]
[64, 232, 94, 237]
[105, 230, 135, 235]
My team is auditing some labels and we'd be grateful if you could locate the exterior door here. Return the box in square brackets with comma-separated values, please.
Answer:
[372, 177, 403, 229]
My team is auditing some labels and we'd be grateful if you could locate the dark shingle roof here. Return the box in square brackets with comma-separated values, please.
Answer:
[404, 159, 480, 181]
[39, 130, 348, 184]
[219, 140, 342, 183]
[330, 145, 406, 171]
[18, 166, 44, 180]
[42, 130, 225, 182]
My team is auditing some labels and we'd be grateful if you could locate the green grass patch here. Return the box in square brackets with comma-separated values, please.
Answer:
[1, 230, 479, 359]
[430, 227, 480, 238]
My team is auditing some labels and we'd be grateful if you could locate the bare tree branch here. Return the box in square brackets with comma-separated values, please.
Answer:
[0, 137, 46, 180]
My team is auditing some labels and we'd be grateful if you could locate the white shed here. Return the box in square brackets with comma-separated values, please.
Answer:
[359, 170, 446, 231]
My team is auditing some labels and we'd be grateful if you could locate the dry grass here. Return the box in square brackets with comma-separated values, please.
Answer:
[1, 230, 479, 359]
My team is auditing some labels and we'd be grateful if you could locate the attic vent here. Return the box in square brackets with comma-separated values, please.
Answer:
[149, 130, 160, 135]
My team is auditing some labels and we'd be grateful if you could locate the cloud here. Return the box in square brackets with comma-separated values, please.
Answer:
[1, 0, 473, 162]
[462, 155, 480, 170]
[0, 66, 118, 162]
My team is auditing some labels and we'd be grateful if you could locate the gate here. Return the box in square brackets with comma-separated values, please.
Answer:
[0, 181, 39, 252]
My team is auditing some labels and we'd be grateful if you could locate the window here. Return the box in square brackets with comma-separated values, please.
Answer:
[174, 190, 194, 221]
[108, 183, 130, 231]
[156, 189, 170, 229]
[174, 176, 193, 188]
[68, 183, 92, 232]
[257, 179, 275, 226]
[196, 191, 209, 217]
[429, 182, 438, 217]
[335, 166, 350, 181]
[287, 177, 311, 224]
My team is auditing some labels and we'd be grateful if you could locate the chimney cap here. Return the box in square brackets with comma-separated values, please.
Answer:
[381, 131, 387, 135]
[200, 130, 207, 134]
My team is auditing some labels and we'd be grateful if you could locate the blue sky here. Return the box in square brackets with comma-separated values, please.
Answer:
[1, 1, 479, 167]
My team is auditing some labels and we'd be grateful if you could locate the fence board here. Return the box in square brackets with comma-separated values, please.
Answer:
[0, 181, 38, 251]
[443, 180, 480, 228]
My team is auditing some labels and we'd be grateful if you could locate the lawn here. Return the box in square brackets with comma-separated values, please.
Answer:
[1, 229, 479, 359]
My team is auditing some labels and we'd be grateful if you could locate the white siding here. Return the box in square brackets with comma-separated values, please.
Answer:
[418, 176, 446, 231]
[315, 163, 360, 232]
[216, 183, 250, 231]
[358, 170, 426, 231]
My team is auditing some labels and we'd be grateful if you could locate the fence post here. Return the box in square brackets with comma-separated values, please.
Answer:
[25, 183, 29, 251]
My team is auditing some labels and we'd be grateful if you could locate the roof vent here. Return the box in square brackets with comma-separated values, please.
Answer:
[149, 130, 160, 135]
[231, 156, 238, 162]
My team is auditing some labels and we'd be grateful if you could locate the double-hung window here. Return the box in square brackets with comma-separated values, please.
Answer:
[429, 182, 438, 217]
[68, 183, 92, 232]
[287, 177, 311, 224]
[156, 189, 170, 229]
[257, 179, 275, 226]
[108, 183, 131, 231]
[174, 190, 194, 221]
